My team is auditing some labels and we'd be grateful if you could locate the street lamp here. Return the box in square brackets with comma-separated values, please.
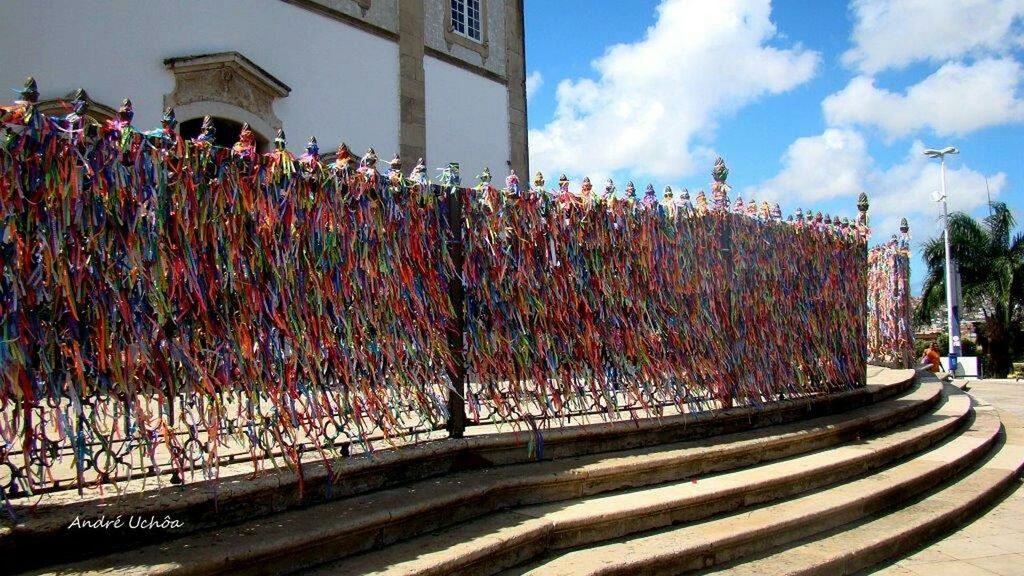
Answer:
[924, 146, 960, 375]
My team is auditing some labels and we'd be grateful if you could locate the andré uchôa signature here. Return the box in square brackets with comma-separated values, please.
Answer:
[68, 515, 184, 530]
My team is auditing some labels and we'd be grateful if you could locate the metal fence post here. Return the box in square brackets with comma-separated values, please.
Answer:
[721, 212, 736, 408]
[711, 159, 738, 408]
[858, 193, 870, 386]
[445, 186, 467, 438]
[899, 218, 913, 370]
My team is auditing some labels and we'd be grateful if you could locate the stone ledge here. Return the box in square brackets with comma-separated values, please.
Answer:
[26, 377, 943, 576]
[520, 396, 1001, 576]
[307, 384, 963, 575]
[718, 417, 1024, 575]
[3, 370, 916, 572]
[162, 51, 289, 139]
[164, 52, 291, 98]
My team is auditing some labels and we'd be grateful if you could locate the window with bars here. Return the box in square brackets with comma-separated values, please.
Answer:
[450, 0, 482, 42]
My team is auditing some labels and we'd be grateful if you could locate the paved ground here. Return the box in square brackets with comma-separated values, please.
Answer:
[872, 378, 1024, 576]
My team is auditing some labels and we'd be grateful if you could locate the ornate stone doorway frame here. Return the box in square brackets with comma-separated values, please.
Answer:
[163, 52, 290, 145]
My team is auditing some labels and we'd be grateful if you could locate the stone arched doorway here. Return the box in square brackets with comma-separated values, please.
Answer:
[163, 51, 289, 150]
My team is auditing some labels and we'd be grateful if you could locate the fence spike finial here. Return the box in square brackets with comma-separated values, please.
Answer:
[695, 189, 708, 214]
[477, 166, 492, 188]
[361, 146, 378, 168]
[70, 88, 89, 115]
[899, 217, 911, 251]
[161, 107, 177, 131]
[711, 157, 730, 211]
[17, 76, 38, 103]
[335, 142, 353, 173]
[680, 188, 692, 213]
[387, 153, 403, 187]
[857, 191, 869, 225]
[410, 157, 427, 186]
[603, 178, 615, 199]
[233, 123, 256, 158]
[118, 97, 133, 125]
[504, 169, 520, 196]
[533, 171, 545, 191]
[198, 115, 216, 143]
[643, 183, 656, 204]
[712, 156, 729, 183]
[581, 177, 593, 198]
[438, 162, 459, 186]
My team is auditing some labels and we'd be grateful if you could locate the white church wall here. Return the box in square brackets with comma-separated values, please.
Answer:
[424, 55, 510, 183]
[0, 0, 400, 155]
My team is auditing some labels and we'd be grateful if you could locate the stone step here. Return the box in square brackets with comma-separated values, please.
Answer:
[696, 406, 1024, 576]
[3, 370, 917, 574]
[19, 379, 934, 576]
[506, 392, 1000, 576]
[300, 386, 972, 576]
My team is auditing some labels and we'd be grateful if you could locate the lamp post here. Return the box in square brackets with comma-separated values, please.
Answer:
[924, 146, 960, 375]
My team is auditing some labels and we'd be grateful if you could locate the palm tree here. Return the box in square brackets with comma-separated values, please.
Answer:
[916, 202, 1024, 377]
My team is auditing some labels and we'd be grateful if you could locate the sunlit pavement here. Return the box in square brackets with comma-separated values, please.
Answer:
[962, 379, 1024, 421]
[871, 377, 1024, 576]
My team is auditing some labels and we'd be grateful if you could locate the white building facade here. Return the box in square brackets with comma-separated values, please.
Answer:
[0, 0, 528, 179]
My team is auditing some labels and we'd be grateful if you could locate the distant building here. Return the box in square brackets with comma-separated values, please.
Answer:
[0, 0, 528, 179]
[912, 297, 982, 344]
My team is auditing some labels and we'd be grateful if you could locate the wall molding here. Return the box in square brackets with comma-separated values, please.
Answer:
[163, 52, 290, 135]
[279, 0, 398, 41]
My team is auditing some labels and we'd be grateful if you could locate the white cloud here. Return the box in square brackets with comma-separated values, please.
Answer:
[843, 0, 1024, 74]
[525, 71, 543, 99]
[751, 130, 1006, 242]
[870, 141, 1006, 236]
[870, 151, 1006, 291]
[749, 129, 871, 204]
[823, 59, 1024, 138]
[527, 0, 819, 182]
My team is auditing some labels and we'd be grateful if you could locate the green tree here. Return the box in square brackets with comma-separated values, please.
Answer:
[916, 202, 1024, 377]
[915, 337, 978, 359]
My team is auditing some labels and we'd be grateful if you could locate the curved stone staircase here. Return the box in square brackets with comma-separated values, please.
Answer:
[10, 369, 1024, 576]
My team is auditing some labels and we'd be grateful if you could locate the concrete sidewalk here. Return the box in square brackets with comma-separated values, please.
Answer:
[872, 378, 1024, 576]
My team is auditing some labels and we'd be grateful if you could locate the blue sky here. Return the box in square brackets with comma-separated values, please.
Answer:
[523, 0, 1024, 294]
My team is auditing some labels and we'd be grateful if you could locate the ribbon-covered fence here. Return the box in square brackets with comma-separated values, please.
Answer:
[2, 84, 870, 500]
[867, 219, 914, 368]
[463, 174, 869, 425]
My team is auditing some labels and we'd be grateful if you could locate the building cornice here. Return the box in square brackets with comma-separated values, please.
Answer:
[424, 46, 507, 86]
[164, 52, 291, 97]
[279, 0, 399, 41]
